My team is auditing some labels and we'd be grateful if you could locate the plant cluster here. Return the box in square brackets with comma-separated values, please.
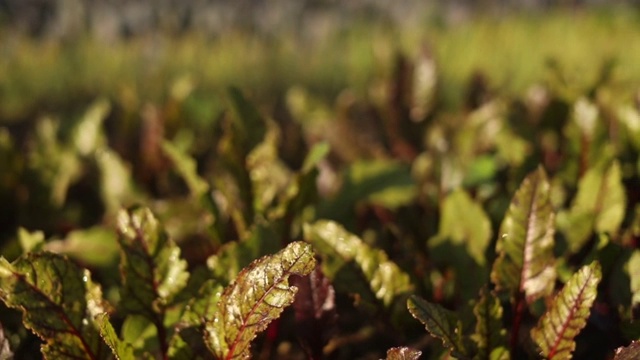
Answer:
[2, 46, 640, 360]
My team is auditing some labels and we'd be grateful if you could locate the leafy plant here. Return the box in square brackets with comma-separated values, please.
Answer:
[3, 39, 640, 359]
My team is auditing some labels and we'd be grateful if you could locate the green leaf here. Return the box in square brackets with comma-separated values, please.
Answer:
[491, 166, 556, 302]
[95, 148, 137, 215]
[472, 289, 507, 360]
[168, 280, 223, 359]
[531, 261, 602, 360]
[204, 241, 315, 359]
[226, 87, 268, 158]
[161, 140, 209, 198]
[246, 123, 292, 215]
[626, 251, 640, 311]
[407, 295, 467, 358]
[44, 227, 119, 267]
[385, 346, 422, 360]
[613, 340, 640, 360]
[117, 207, 189, 311]
[431, 188, 492, 266]
[72, 98, 110, 156]
[489, 347, 510, 360]
[559, 161, 626, 253]
[116, 206, 190, 356]
[304, 220, 413, 307]
[318, 160, 416, 223]
[0, 252, 109, 359]
[17, 227, 45, 253]
[207, 221, 282, 286]
[95, 313, 135, 360]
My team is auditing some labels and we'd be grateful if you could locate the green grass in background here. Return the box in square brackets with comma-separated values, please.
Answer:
[1, 7, 640, 123]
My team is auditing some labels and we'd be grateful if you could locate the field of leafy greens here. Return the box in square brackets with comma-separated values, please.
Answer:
[3, 8, 640, 360]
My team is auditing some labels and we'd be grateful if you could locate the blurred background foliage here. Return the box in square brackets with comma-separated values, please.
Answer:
[3, 1, 640, 358]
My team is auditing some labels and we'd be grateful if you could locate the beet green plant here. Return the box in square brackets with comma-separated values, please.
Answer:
[2, 54, 640, 359]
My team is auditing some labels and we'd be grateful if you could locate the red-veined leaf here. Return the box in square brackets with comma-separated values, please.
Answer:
[491, 166, 556, 303]
[531, 261, 602, 360]
[0, 253, 109, 359]
[205, 241, 315, 359]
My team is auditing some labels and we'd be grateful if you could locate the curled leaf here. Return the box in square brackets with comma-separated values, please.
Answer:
[531, 261, 602, 360]
[491, 166, 556, 303]
[205, 241, 316, 359]
[407, 295, 467, 358]
[304, 220, 413, 307]
[385, 346, 422, 360]
[0, 253, 108, 359]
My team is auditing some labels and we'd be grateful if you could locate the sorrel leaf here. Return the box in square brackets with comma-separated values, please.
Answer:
[530, 261, 602, 360]
[205, 241, 315, 359]
[304, 220, 413, 307]
[491, 166, 556, 302]
[0, 252, 109, 359]
[407, 295, 467, 358]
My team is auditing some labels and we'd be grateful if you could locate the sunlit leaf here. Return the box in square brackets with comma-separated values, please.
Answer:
[491, 166, 556, 302]
[44, 227, 119, 267]
[96, 148, 137, 215]
[385, 346, 422, 360]
[205, 241, 315, 359]
[407, 295, 467, 358]
[291, 264, 336, 359]
[430, 188, 492, 266]
[613, 340, 640, 360]
[0, 253, 109, 359]
[162, 140, 209, 198]
[409, 47, 437, 122]
[72, 99, 110, 156]
[116, 206, 189, 357]
[246, 123, 292, 214]
[304, 220, 413, 307]
[167, 278, 220, 357]
[471, 288, 507, 360]
[531, 261, 602, 360]
[17, 227, 44, 254]
[559, 161, 626, 253]
[95, 313, 135, 360]
[489, 347, 510, 360]
[626, 251, 640, 311]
